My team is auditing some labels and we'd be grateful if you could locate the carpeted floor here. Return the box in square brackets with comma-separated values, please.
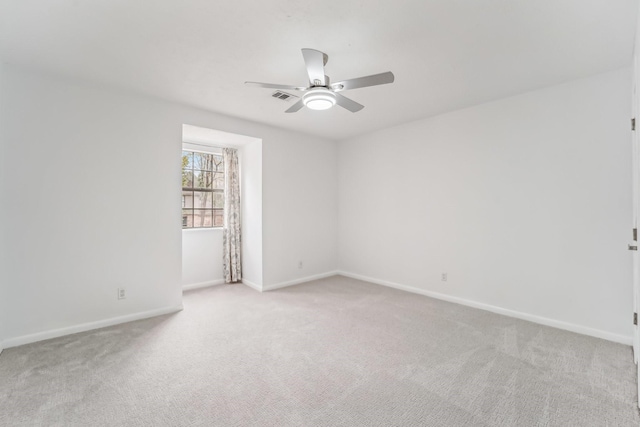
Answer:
[0, 275, 638, 426]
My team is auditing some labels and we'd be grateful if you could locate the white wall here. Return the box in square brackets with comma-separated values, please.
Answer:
[2, 65, 184, 346]
[0, 61, 6, 352]
[338, 68, 633, 342]
[1, 64, 338, 346]
[262, 134, 339, 288]
[182, 229, 224, 287]
[241, 140, 263, 288]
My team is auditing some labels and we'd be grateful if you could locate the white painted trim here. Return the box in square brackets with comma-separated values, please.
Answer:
[338, 271, 633, 346]
[2, 305, 184, 350]
[182, 279, 225, 291]
[242, 279, 262, 292]
[263, 271, 340, 292]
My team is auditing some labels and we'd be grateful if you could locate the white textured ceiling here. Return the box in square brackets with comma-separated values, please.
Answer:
[1, 0, 637, 140]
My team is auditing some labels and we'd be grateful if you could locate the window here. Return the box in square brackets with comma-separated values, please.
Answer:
[182, 150, 224, 228]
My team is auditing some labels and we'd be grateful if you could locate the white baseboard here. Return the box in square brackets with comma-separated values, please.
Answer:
[263, 271, 339, 292]
[182, 279, 225, 291]
[2, 305, 184, 350]
[242, 271, 339, 293]
[242, 279, 262, 292]
[338, 271, 633, 346]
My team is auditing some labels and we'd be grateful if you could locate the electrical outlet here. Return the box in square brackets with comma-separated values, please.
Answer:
[298, 261, 303, 269]
[117, 288, 126, 300]
[441, 273, 448, 282]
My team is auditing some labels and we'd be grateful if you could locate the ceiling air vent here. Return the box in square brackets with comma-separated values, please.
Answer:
[271, 90, 298, 102]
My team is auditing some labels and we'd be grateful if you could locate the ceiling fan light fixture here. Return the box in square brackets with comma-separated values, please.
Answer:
[302, 88, 336, 110]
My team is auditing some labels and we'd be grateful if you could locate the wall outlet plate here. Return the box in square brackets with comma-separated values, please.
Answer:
[117, 288, 126, 299]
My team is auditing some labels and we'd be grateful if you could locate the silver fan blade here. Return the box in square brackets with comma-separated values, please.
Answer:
[335, 93, 364, 112]
[331, 71, 394, 91]
[245, 81, 307, 91]
[301, 48, 327, 86]
[285, 99, 305, 113]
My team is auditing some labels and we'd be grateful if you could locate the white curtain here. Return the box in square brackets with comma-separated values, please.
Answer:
[223, 148, 242, 283]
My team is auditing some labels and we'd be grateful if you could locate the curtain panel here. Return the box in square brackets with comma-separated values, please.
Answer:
[223, 148, 242, 283]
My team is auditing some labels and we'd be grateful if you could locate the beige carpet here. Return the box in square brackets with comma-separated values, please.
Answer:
[0, 275, 638, 426]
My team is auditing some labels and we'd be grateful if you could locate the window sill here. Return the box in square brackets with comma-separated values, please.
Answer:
[182, 227, 223, 232]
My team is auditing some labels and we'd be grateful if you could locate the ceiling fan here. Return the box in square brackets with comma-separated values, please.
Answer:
[245, 48, 394, 113]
